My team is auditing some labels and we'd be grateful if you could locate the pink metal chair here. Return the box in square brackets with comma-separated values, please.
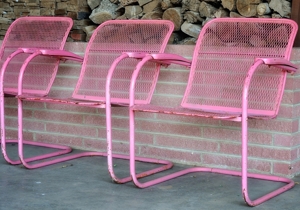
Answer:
[15, 20, 175, 183]
[128, 18, 298, 206]
[0, 17, 74, 165]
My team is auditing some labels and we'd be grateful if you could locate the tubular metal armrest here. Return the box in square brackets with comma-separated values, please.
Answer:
[122, 52, 191, 67]
[106, 52, 173, 183]
[128, 18, 298, 207]
[1, 49, 77, 165]
[146, 53, 191, 67]
[255, 57, 298, 73]
[20, 48, 84, 63]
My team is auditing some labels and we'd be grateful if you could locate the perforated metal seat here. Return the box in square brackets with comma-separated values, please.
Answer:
[0, 17, 74, 165]
[14, 20, 175, 184]
[128, 18, 298, 206]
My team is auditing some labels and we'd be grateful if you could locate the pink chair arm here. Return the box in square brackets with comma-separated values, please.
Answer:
[19, 48, 83, 62]
[255, 57, 298, 73]
[148, 53, 191, 67]
[123, 52, 191, 67]
[122, 52, 148, 59]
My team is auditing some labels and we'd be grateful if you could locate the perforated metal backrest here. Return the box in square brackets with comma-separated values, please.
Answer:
[0, 17, 73, 95]
[182, 18, 298, 117]
[72, 20, 174, 104]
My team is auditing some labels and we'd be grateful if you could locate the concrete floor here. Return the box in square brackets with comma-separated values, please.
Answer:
[1, 144, 299, 210]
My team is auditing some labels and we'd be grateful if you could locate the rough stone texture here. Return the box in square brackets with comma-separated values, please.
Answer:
[0, 0, 92, 41]
[0, 0, 294, 43]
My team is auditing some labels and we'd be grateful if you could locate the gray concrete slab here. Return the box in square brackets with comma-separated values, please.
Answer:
[1, 144, 299, 210]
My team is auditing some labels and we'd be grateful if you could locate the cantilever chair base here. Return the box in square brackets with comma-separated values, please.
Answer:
[128, 18, 298, 206]
[12, 20, 175, 183]
[0, 17, 74, 165]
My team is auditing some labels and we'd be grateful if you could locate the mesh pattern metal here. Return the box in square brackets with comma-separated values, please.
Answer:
[182, 18, 297, 117]
[73, 20, 173, 104]
[1, 17, 72, 95]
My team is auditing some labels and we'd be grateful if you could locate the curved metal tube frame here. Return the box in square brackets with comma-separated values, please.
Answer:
[128, 55, 295, 206]
[15, 51, 173, 184]
[106, 53, 173, 183]
[0, 49, 72, 165]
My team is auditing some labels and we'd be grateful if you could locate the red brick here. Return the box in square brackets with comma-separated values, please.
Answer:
[4, 129, 34, 142]
[22, 131, 34, 141]
[19, 119, 45, 132]
[273, 133, 300, 147]
[158, 70, 189, 83]
[156, 114, 219, 126]
[151, 95, 182, 107]
[33, 110, 84, 124]
[273, 162, 293, 176]
[165, 45, 194, 57]
[84, 114, 106, 126]
[285, 77, 300, 91]
[203, 127, 272, 145]
[83, 139, 135, 155]
[155, 135, 218, 152]
[135, 111, 157, 119]
[53, 75, 78, 86]
[111, 117, 129, 129]
[111, 107, 128, 117]
[202, 154, 271, 173]
[273, 134, 293, 147]
[46, 122, 97, 137]
[292, 148, 298, 160]
[281, 91, 294, 104]
[54, 65, 81, 77]
[219, 142, 241, 155]
[4, 98, 17, 106]
[255, 119, 298, 133]
[65, 42, 87, 53]
[155, 83, 186, 96]
[135, 120, 201, 137]
[83, 139, 106, 150]
[140, 146, 201, 163]
[248, 146, 291, 161]
[292, 104, 300, 119]
[277, 105, 293, 118]
[35, 133, 83, 147]
[45, 103, 99, 114]
[5, 129, 18, 140]
[202, 153, 240, 169]
[23, 101, 46, 109]
[112, 129, 154, 144]
[5, 108, 32, 119]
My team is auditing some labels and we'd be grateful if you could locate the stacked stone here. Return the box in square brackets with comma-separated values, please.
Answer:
[0, 0, 92, 41]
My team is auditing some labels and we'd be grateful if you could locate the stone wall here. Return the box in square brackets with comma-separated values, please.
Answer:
[0, 0, 294, 43]
[87, 0, 292, 44]
[0, 0, 93, 41]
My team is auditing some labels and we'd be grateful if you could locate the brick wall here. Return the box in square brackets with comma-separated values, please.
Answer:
[0, 0, 92, 41]
[2, 41, 300, 177]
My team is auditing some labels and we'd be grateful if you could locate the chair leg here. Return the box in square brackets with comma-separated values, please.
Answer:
[240, 115, 295, 206]
[1, 139, 72, 165]
[106, 102, 173, 184]
[16, 98, 173, 185]
[0, 96, 72, 165]
[129, 108, 295, 206]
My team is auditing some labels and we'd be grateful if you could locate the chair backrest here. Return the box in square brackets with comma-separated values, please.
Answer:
[181, 18, 298, 118]
[0, 17, 73, 95]
[72, 20, 174, 104]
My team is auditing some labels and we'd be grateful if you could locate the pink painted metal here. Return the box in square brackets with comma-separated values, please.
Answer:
[0, 17, 74, 165]
[129, 18, 298, 206]
[15, 20, 174, 183]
